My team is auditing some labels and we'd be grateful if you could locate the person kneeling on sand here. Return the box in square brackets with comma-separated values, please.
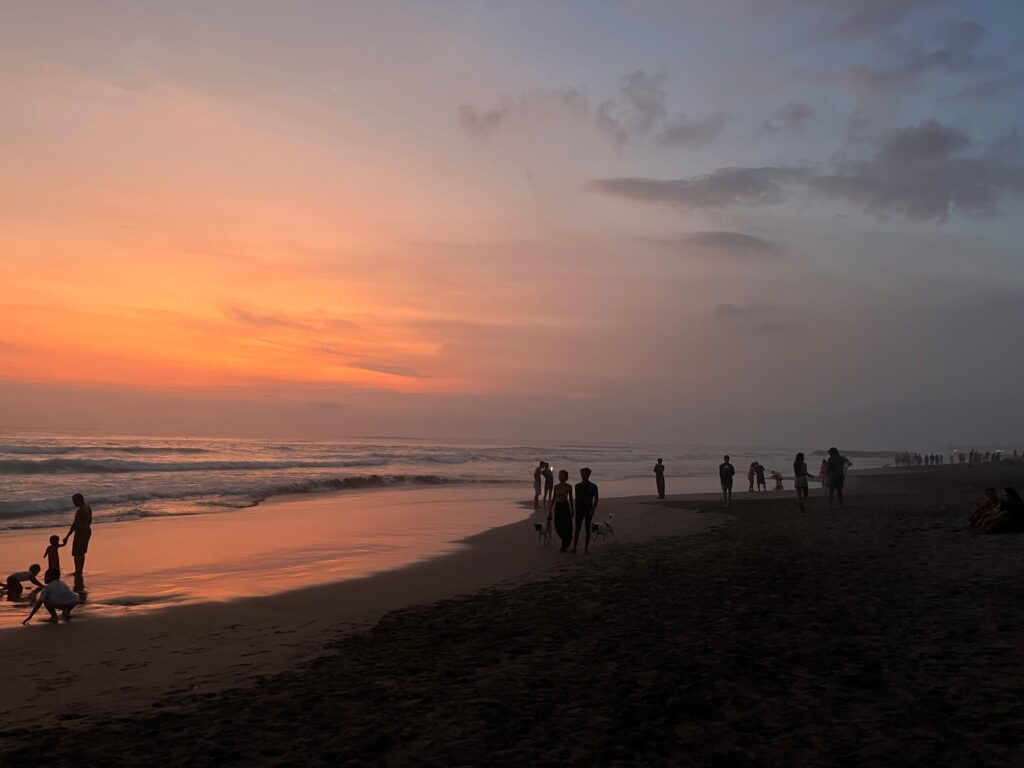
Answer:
[3, 564, 44, 598]
[22, 571, 79, 624]
[969, 488, 1001, 529]
[979, 487, 1024, 534]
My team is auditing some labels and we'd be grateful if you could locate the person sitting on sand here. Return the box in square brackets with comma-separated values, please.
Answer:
[573, 467, 600, 554]
[719, 455, 735, 508]
[22, 570, 79, 624]
[980, 488, 1024, 534]
[3, 564, 43, 599]
[548, 469, 575, 553]
[44, 535, 66, 577]
[969, 488, 1001, 529]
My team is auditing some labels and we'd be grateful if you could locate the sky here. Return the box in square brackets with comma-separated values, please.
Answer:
[1, 0, 1023, 447]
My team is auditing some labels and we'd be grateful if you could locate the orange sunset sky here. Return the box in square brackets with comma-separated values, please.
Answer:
[3, 1, 1023, 445]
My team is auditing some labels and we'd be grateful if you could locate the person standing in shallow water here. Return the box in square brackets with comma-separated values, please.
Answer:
[719, 455, 735, 508]
[653, 458, 666, 499]
[533, 461, 544, 507]
[541, 462, 554, 507]
[64, 493, 92, 578]
[548, 470, 575, 552]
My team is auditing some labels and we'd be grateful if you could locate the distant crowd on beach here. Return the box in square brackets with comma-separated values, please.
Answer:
[2, 493, 92, 625]
[895, 449, 1023, 467]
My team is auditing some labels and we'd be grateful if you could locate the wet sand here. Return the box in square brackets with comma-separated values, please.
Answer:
[3, 465, 1023, 765]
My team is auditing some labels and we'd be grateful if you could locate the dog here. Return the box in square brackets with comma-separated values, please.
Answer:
[590, 513, 616, 544]
[533, 520, 552, 545]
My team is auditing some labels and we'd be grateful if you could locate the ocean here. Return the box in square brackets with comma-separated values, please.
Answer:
[0, 433, 894, 531]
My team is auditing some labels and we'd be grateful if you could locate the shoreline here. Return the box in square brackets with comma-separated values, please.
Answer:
[0, 488, 726, 721]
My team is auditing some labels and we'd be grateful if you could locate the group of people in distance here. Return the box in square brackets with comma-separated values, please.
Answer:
[533, 462, 600, 554]
[2, 493, 92, 625]
[717, 448, 850, 511]
[896, 449, 1023, 467]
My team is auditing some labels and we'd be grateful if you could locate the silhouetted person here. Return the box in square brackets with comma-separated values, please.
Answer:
[970, 487, 1001, 529]
[825, 447, 847, 509]
[573, 467, 599, 554]
[44, 535, 66, 577]
[548, 469, 575, 552]
[747, 462, 756, 492]
[819, 458, 829, 493]
[541, 463, 554, 506]
[22, 570, 79, 624]
[653, 458, 666, 499]
[533, 461, 544, 507]
[719, 455, 735, 508]
[755, 463, 767, 492]
[4, 564, 43, 599]
[64, 493, 92, 577]
[981, 487, 1024, 534]
[793, 452, 812, 512]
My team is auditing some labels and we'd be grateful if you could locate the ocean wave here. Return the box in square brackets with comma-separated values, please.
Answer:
[0, 443, 213, 456]
[0, 457, 394, 474]
[0, 473, 471, 524]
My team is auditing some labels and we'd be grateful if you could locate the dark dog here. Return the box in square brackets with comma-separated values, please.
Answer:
[533, 521, 552, 545]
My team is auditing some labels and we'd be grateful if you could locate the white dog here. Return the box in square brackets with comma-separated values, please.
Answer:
[590, 513, 616, 543]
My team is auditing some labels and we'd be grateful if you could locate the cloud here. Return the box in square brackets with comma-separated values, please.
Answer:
[757, 102, 814, 135]
[594, 70, 668, 149]
[591, 120, 1024, 222]
[226, 306, 314, 332]
[347, 361, 425, 378]
[952, 72, 1024, 102]
[829, 0, 941, 40]
[457, 103, 509, 141]
[713, 303, 797, 334]
[660, 231, 784, 256]
[588, 166, 809, 210]
[660, 112, 730, 147]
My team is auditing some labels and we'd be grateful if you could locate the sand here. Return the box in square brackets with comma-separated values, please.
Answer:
[2, 465, 1023, 766]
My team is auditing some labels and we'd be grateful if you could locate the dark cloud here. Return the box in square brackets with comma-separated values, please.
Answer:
[589, 166, 809, 210]
[660, 112, 730, 147]
[347, 361, 424, 378]
[591, 120, 1024, 222]
[713, 303, 797, 335]
[757, 102, 814, 135]
[457, 103, 508, 141]
[952, 72, 1024, 102]
[595, 70, 668, 149]
[829, 0, 940, 40]
[679, 231, 784, 256]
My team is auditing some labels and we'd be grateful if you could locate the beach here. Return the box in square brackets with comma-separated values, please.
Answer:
[2, 464, 1023, 765]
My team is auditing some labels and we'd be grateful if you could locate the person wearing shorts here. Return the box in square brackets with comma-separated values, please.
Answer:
[4, 565, 43, 599]
[64, 493, 93, 577]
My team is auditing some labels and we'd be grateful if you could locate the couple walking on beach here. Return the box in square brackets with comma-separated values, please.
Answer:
[547, 467, 600, 553]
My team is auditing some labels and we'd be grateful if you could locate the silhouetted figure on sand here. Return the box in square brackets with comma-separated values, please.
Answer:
[44, 535, 66, 577]
[541, 463, 554, 506]
[719, 455, 735, 508]
[825, 448, 848, 509]
[747, 462, 756, 492]
[573, 467, 599, 554]
[979, 488, 1024, 534]
[3, 564, 43, 599]
[64, 493, 93, 577]
[755, 463, 767, 492]
[793, 452, 812, 512]
[533, 461, 544, 507]
[653, 458, 666, 499]
[969, 487, 1001, 529]
[22, 571, 79, 624]
[548, 470, 575, 552]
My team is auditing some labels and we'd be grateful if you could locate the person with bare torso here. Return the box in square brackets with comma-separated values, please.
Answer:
[64, 493, 93, 578]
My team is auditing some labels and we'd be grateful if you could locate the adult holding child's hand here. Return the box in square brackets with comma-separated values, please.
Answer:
[64, 493, 93, 578]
